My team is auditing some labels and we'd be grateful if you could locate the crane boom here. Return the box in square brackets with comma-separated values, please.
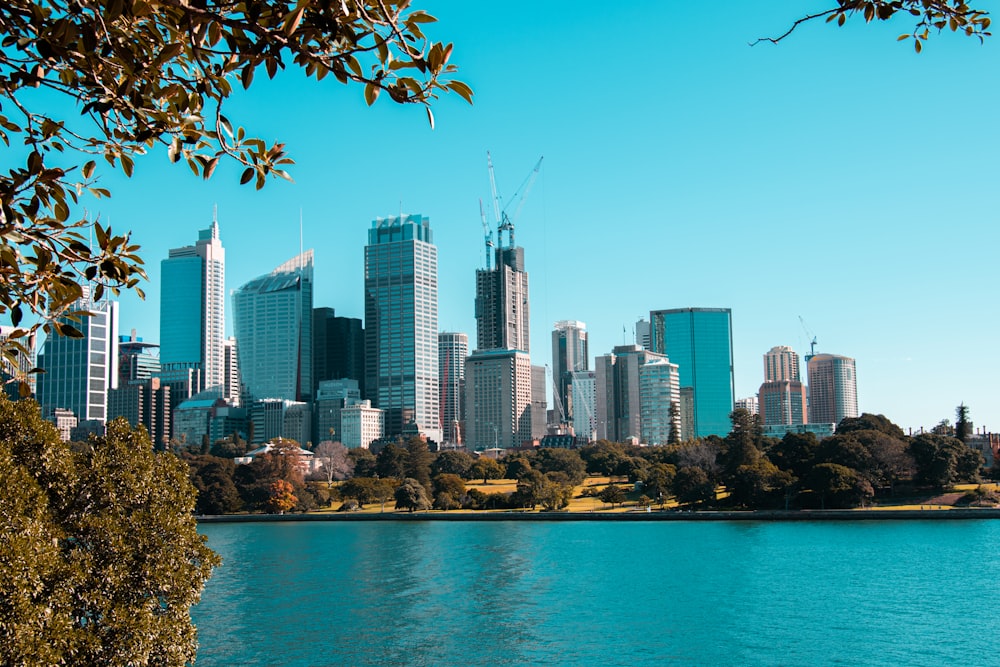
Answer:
[479, 198, 493, 270]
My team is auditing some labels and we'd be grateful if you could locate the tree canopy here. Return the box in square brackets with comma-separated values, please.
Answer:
[0, 398, 219, 665]
[0, 0, 469, 379]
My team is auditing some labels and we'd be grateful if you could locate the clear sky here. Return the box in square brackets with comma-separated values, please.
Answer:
[85, 1, 999, 434]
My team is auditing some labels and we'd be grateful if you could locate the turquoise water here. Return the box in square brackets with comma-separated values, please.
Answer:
[194, 520, 1000, 666]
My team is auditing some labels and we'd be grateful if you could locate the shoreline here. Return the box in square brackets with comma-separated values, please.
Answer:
[198, 507, 1000, 523]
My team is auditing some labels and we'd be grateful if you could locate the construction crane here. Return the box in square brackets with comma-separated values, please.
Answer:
[798, 315, 818, 358]
[486, 152, 544, 250]
[479, 198, 494, 270]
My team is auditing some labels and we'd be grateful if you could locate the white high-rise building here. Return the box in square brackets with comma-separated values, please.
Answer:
[639, 357, 681, 446]
[551, 320, 588, 424]
[232, 250, 314, 403]
[465, 349, 532, 450]
[364, 215, 440, 442]
[807, 354, 858, 426]
[340, 400, 384, 449]
[37, 285, 119, 424]
[160, 220, 225, 394]
[570, 370, 597, 442]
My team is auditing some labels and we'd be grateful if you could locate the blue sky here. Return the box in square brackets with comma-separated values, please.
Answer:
[89, 1, 998, 433]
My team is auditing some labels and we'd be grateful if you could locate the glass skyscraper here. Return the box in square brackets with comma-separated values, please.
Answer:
[650, 307, 734, 438]
[438, 332, 468, 445]
[232, 250, 314, 403]
[364, 215, 440, 441]
[160, 220, 225, 394]
[37, 285, 119, 424]
[551, 320, 588, 423]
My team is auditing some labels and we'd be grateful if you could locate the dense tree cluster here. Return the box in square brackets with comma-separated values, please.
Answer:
[181, 403, 990, 514]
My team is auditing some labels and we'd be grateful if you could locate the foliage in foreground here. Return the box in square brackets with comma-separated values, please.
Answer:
[0, 397, 220, 666]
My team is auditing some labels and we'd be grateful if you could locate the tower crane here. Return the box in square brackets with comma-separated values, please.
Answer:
[798, 316, 818, 359]
[479, 198, 494, 270]
[486, 152, 544, 251]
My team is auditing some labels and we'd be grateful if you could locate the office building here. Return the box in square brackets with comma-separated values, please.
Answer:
[233, 250, 314, 403]
[107, 377, 171, 448]
[160, 220, 225, 394]
[551, 320, 588, 424]
[650, 307, 734, 438]
[464, 349, 532, 450]
[314, 378, 361, 443]
[807, 353, 858, 426]
[594, 344, 669, 443]
[758, 380, 807, 426]
[247, 398, 311, 445]
[638, 357, 681, 445]
[635, 317, 651, 350]
[363, 215, 440, 441]
[36, 286, 119, 425]
[531, 364, 547, 438]
[735, 395, 759, 416]
[223, 337, 241, 406]
[340, 399, 384, 449]
[571, 370, 597, 442]
[313, 307, 365, 396]
[438, 332, 468, 445]
[475, 246, 530, 353]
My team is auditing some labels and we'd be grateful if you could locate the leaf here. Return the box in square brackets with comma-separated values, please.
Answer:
[425, 106, 434, 130]
[446, 80, 474, 104]
[364, 83, 379, 106]
[82, 160, 96, 179]
[914, 38, 922, 53]
[240, 167, 254, 185]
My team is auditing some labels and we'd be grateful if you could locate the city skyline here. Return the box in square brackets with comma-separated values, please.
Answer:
[54, 2, 998, 432]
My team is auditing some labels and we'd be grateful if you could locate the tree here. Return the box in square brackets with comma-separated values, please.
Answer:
[314, 440, 353, 489]
[909, 433, 983, 488]
[836, 413, 906, 439]
[673, 466, 716, 506]
[534, 447, 586, 485]
[0, 399, 219, 665]
[185, 453, 243, 514]
[955, 403, 972, 443]
[432, 473, 466, 500]
[470, 456, 504, 484]
[757, 2, 990, 53]
[598, 484, 626, 508]
[806, 463, 874, 509]
[431, 449, 475, 478]
[375, 442, 408, 480]
[504, 456, 533, 481]
[266, 479, 297, 514]
[404, 436, 433, 490]
[394, 477, 431, 512]
[0, 0, 470, 380]
[348, 447, 377, 478]
[721, 408, 763, 481]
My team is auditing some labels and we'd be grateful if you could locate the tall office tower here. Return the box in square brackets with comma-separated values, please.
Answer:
[570, 370, 597, 442]
[364, 215, 440, 441]
[313, 307, 365, 395]
[233, 250, 314, 403]
[247, 398, 311, 444]
[594, 344, 669, 443]
[551, 320, 588, 424]
[107, 378, 171, 448]
[438, 332, 468, 445]
[764, 345, 801, 382]
[650, 307, 734, 438]
[223, 337, 241, 406]
[37, 286, 119, 425]
[639, 357, 681, 446]
[464, 349, 532, 450]
[807, 354, 858, 426]
[314, 378, 361, 443]
[160, 220, 225, 394]
[635, 317, 651, 350]
[475, 245, 530, 352]
[759, 380, 807, 426]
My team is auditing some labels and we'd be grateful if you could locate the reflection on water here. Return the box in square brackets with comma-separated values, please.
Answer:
[194, 520, 1000, 666]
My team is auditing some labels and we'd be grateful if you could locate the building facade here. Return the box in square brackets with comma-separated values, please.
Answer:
[758, 380, 807, 426]
[232, 250, 314, 404]
[314, 378, 361, 444]
[438, 332, 468, 445]
[464, 349, 532, 450]
[363, 215, 440, 441]
[36, 286, 119, 425]
[340, 399, 384, 449]
[160, 221, 225, 395]
[551, 320, 588, 424]
[638, 357, 681, 445]
[764, 345, 801, 383]
[570, 370, 597, 442]
[313, 307, 365, 396]
[475, 247, 530, 353]
[650, 307, 734, 438]
[807, 353, 858, 426]
[594, 344, 669, 443]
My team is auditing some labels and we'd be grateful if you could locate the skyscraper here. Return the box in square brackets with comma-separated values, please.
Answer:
[570, 370, 597, 441]
[438, 332, 468, 445]
[639, 356, 681, 446]
[650, 307, 734, 438]
[594, 344, 670, 443]
[313, 307, 365, 396]
[807, 353, 858, 425]
[160, 220, 225, 394]
[764, 345, 801, 382]
[37, 285, 119, 425]
[364, 215, 440, 441]
[464, 349, 532, 450]
[551, 320, 588, 424]
[232, 250, 314, 403]
[475, 246, 530, 353]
